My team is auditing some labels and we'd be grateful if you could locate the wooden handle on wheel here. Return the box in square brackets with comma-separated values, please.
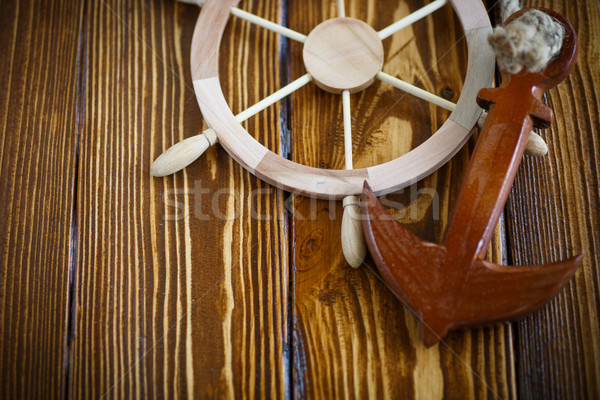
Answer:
[341, 196, 366, 268]
[479, 111, 548, 156]
[523, 131, 548, 156]
[151, 128, 218, 177]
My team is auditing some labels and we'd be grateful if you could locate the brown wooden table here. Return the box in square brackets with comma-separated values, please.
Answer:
[1, 0, 598, 398]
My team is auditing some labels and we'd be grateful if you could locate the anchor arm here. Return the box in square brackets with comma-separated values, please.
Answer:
[452, 255, 583, 326]
[361, 183, 445, 314]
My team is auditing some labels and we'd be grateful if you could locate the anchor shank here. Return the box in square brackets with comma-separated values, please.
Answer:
[441, 100, 534, 286]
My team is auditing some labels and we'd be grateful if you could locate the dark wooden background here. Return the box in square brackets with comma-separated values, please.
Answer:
[0, 0, 598, 398]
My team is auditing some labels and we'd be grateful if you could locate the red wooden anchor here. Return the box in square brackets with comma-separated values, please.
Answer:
[361, 9, 582, 347]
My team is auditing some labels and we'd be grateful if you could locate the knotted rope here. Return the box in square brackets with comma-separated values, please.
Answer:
[489, 1, 565, 73]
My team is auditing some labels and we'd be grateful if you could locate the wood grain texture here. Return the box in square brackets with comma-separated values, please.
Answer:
[69, 0, 288, 397]
[504, 1, 600, 399]
[0, 1, 83, 398]
[288, 0, 515, 398]
[1, 0, 598, 398]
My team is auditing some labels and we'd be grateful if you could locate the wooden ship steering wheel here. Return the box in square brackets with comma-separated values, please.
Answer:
[152, 0, 496, 266]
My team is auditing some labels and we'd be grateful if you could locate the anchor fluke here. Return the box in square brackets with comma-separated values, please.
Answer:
[361, 183, 583, 347]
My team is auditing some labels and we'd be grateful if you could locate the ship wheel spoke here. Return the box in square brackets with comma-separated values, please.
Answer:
[236, 74, 312, 122]
[340, 89, 366, 269]
[377, 71, 455, 111]
[191, 0, 307, 42]
[378, 0, 448, 40]
[337, 0, 346, 18]
[230, 7, 307, 43]
[342, 90, 353, 169]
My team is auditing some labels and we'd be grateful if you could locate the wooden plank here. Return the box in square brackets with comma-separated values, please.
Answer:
[0, 1, 82, 398]
[505, 1, 600, 399]
[288, 1, 515, 398]
[69, 1, 289, 397]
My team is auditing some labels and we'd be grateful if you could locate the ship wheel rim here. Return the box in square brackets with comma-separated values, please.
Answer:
[190, 0, 494, 200]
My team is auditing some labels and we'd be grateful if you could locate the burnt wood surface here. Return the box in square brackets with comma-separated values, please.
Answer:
[0, 0, 598, 398]
[0, 1, 83, 398]
[507, 1, 600, 399]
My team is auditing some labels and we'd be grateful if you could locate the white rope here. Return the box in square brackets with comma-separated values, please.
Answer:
[489, 3, 564, 73]
[500, 0, 521, 23]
